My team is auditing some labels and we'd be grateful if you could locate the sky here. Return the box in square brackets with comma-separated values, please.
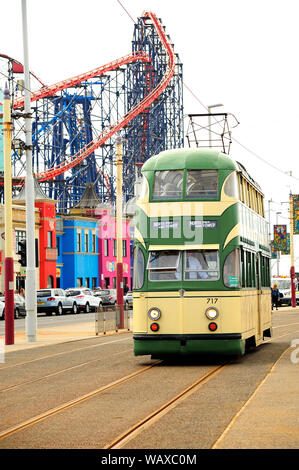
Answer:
[1, 0, 299, 274]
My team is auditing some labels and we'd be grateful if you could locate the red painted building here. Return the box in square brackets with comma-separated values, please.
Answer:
[35, 199, 57, 288]
[13, 179, 57, 289]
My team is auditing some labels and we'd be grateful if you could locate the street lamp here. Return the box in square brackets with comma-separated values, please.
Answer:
[207, 104, 224, 148]
[276, 211, 282, 276]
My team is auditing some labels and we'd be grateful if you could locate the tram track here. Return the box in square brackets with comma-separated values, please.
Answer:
[0, 316, 298, 448]
[0, 360, 162, 442]
[0, 348, 132, 394]
[104, 363, 228, 449]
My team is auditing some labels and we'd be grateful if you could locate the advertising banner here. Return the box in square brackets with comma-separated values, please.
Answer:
[270, 241, 277, 259]
[292, 195, 299, 235]
[274, 224, 287, 251]
[281, 233, 290, 255]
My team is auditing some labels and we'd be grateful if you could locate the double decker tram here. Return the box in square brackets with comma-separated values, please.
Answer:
[132, 148, 272, 357]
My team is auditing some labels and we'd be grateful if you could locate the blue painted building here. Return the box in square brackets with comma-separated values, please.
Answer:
[56, 215, 99, 290]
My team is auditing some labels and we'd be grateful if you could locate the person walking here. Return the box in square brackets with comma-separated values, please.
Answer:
[271, 283, 280, 310]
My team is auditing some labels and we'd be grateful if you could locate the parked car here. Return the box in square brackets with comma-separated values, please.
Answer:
[0, 299, 5, 320]
[37, 288, 78, 316]
[124, 291, 133, 310]
[65, 288, 102, 313]
[0, 294, 26, 319]
[93, 289, 116, 306]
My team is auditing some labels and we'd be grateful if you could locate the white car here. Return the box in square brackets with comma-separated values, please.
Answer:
[65, 288, 102, 313]
[0, 300, 5, 319]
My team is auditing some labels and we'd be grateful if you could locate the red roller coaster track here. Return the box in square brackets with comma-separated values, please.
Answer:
[14, 11, 175, 182]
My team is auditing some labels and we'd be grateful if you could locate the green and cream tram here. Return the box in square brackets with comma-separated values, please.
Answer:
[132, 148, 272, 356]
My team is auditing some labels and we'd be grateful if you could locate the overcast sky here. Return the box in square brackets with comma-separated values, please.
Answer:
[1, 0, 298, 274]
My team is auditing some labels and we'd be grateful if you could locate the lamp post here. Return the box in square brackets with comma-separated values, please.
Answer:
[207, 103, 223, 148]
[289, 194, 296, 307]
[22, 0, 37, 341]
[276, 211, 282, 276]
[3, 85, 14, 345]
[116, 133, 124, 329]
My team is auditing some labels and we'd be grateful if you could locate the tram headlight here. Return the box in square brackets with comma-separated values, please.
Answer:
[205, 307, 219, 320]
[148, 307, 161, 321]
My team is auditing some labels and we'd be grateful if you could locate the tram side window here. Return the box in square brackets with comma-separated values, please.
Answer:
[133, 246, 145, 290]
[223, 249, 241, 288]
[147, 250, 181, 281]
[223, 172, 238, 198]
[186, 170, 218, 199]
[184, 250, 219, 280]
[152, 170, 183, 200]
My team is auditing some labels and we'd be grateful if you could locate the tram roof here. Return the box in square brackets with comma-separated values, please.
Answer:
[142, 148, 238, 171]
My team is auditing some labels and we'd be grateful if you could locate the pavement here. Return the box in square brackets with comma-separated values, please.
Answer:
[1, 320, 132, 353]
[1, 308, 299, 449]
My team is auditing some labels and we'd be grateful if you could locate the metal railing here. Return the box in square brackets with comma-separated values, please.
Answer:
[95, 305, 132, 335]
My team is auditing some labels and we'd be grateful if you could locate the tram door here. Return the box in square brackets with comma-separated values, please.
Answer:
[256, 254, 262, 338]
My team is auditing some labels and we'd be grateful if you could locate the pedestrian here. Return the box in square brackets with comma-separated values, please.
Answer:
[185, 252, 208, 279]
[271, 283, 280, 310]
[20, 288, 25, 298]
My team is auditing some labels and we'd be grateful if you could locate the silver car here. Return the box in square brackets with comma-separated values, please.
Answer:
[37, 288, 78, 316]
[65, 288, 102, 313]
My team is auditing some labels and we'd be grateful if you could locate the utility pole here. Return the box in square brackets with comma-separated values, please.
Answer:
[3, 85, 14, 345]
[22, 0, 37, 341]
[116, 133, 124, 329]
[289, 193, 296, 307]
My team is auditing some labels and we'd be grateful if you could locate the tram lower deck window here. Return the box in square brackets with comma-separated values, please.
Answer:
[147, 250, 181, 281]
[184, 250, 219, 280]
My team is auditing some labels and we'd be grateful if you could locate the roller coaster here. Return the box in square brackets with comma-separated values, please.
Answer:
[1, 11, 183, 212]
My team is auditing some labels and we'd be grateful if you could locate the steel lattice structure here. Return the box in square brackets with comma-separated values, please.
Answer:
[1, 12, 184, 212]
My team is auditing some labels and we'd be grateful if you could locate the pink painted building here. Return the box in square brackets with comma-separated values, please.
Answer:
[97, 211, 131, 290]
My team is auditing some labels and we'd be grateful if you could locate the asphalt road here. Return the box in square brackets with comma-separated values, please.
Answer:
[0, 308, 298, 449]
[0, 311, 100, 334]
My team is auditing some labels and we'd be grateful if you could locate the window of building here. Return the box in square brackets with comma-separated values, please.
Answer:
[77, 232, 81, 252]
[92, 277, 97, 290]
[113, 239, 117, 257]
[92, 233, 96, 253]
[104, 239, 109, 256]
[152, 170, 183, 200]
[77, 277, 83, 287]
[47, 275, 54, 288]
[105, 277, 110, 288]
[56, 237, 60, 257]
[85, 233, 89, 253]
[85, 277, 90, 288]
[122, 240, 127, 257]
[113, 277, 116, 288]
[47, 231, 53, 248]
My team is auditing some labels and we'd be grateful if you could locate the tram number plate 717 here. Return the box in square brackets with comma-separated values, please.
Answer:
[206, 298, 218, 304]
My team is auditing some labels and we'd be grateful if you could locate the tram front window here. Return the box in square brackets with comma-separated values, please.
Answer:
[152, 170, 183, 200]
[147, 250, 181, 281]
[186, 170, 218, 199]
[184, 250, 219, 280]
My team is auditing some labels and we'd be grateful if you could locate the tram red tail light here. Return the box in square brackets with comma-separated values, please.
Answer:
[208, 322, 217, 331]
[150, 322, 159, 332]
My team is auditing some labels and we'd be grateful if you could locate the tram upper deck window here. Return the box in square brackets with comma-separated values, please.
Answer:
[184, 250, 219, 280]
[186, 170, 218, 199]
[147, 250, 181, 281]
[152, 170, 183, 200]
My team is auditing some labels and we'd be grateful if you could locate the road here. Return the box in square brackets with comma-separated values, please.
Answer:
[0, 308, 298, 449]
[0, 311, 96, 334]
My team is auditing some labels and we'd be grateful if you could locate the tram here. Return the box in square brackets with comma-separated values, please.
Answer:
[132, 148, 272, 356]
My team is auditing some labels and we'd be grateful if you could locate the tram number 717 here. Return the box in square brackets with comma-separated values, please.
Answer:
[206, 298, 218, 304]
